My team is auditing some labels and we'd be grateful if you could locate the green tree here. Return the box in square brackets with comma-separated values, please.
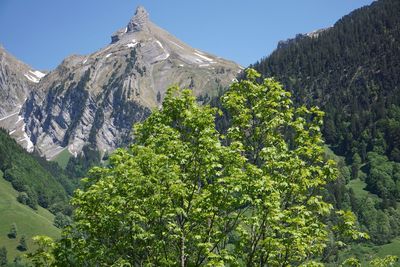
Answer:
[25, 186, 38, 210]
[365, 152, 397, 206]
[369, 255, 399, 267]
[16, 192, 29, 205]
[341, 257, 361, 267]
[53, 86, 247, 266]
[222, 69, 364, 265]
[29, 70, 364, 266]
[7, 223, 17, 239]
[17, 236, 27, 251]
[27, 236, 55, 267]
[13, 256, 22, 266]
[0, 246, 7, 266]
[53, 212, 71, 229]
[157, 90, 162, 103]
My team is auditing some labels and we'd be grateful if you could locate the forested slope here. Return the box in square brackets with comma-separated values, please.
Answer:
[253, 0, 400, 162]
[251, 0, 400, 248]
[0, 128, 73, 215]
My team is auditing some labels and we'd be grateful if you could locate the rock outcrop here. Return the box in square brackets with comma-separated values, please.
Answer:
[0, 46, 46, 152]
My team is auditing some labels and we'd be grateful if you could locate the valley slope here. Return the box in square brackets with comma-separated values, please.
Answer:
[251, 0, 400, 261]
[253, 0, 400, 162]
[0, 172, 60, 261]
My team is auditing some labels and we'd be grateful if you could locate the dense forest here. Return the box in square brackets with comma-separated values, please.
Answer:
[253, 0, 400, 162]
[252, 0, 400, 247]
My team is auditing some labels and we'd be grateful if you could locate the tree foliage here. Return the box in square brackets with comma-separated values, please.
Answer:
[222, 69, 365, 265]
[53, 212, 72, 229]
[29, 69, 363, 266]
[27, 236, 56, 267]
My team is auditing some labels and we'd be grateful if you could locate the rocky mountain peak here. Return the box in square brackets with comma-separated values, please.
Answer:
[127, 6, 150, 33]
[111, 6, 151, 43]
[17, 4, 242, 159]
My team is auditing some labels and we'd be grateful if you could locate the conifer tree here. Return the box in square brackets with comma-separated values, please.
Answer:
[17, 235, 27, 251]
[7, 223, 17, 239]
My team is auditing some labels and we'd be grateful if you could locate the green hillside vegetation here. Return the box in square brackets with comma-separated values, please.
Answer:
[251, 0, 400, 258]
[0, 171, 60, 263]
[52, 149, 72, 170]
[324, 146, 380, 200]
[346, 178, 379, 200]
[0, 128, 73, 215]
[337, 238, 400, 266]
[65, 144, 102, 179]
[253, 0, 400, 166]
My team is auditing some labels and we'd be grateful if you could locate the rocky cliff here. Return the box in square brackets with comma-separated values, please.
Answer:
[0, 46, 46, 152]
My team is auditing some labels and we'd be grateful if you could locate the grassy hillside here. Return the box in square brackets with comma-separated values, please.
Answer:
[0, 170, 60, 262]
[337, 238, 400, 266]
[346, 178, 380, 201]
[52, 148, 72, 169]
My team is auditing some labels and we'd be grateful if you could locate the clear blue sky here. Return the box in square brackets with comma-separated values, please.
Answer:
[0, 0, 374, 70]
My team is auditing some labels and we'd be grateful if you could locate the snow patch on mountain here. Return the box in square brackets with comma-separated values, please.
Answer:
[126, 39, 138, 48]
[16, 115, 24, 123]
[0, 111, 19, 121]
[153, 40, 170, 61]
[24, 73, 40, 83]
[155, 40, 164, 49]
[24, 70, 46, 83]
[30, 70, 45, 78]
[194, 52, 214, 63]
[17, 125, 34, 152]
[169, 40, 183, 49]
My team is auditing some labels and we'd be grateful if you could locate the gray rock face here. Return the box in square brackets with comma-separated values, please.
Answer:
[0, 46, 46, 152]
[0, 46, 32, 116]
[22, 6, 243, 159]
[127, 6, 150, 33]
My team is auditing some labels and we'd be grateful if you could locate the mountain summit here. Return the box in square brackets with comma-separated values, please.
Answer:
[20, 6, 242, 158]
[112, 6, 150, 43]
[127, 6, 150, 32]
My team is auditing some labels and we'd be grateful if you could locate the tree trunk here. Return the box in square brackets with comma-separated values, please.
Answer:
[181, 233, 186, 267]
